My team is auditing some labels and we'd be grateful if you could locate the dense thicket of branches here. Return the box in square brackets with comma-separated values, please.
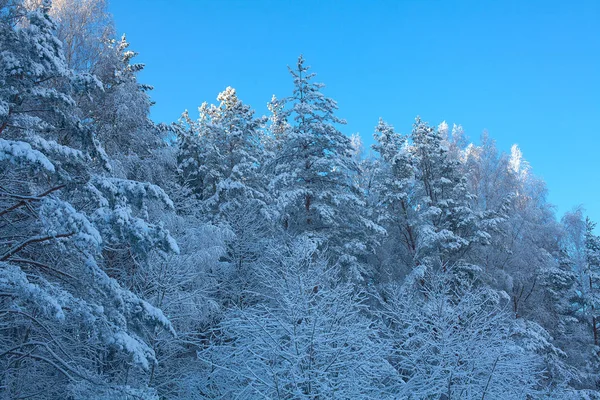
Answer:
[1, 1, 599, 399]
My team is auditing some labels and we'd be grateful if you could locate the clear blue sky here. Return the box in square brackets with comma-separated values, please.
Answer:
[109, 0, 599, 225]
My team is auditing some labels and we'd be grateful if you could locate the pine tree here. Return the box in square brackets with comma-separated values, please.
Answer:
[174, 88, 274, 299]
[0, 3, 176, 398]
[371, 118, 418, 276]
[271, 56, 382, 280]
[176, 87, 267, 217]
[266, 93, 288, 149]
[410, 117, 490, 271]
[81, 33, 163, 161]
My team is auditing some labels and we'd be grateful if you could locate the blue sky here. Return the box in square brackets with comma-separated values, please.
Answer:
[110, 0, 599, 224]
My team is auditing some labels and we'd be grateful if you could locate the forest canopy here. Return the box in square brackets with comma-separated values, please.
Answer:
[1, 1, 599, 399]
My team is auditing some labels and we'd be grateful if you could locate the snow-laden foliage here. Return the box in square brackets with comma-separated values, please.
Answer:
[269, 55, 384, 280]
[0, 2, 176, 398]
[1, 1, 599, 398]
[379, 268, 544, 398]
[410, 117, 492, 270]
[371, 118, 418, 277]
[175, 87, 268, 218]
[200, 237, 398, 399]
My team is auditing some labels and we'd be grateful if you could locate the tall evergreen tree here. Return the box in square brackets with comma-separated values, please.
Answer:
[371, 118, 417, 277]
[0, 2, 177, 398]
[410, 117, 490, 272]
[176, 87, 267, 218]
[271, 55, 382, 279]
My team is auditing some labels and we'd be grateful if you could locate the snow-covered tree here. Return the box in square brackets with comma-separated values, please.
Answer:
[174, 88, 273, 293]
[0, 3, 176, 398]
[176, 87, 267, 217]
[82, 33, 162, 161]
[371, 118, 418, 278]
[137, 217, 232, 399]
[200, 237, 398, 399]
[410, 117, 491, 271]
[270, 56, 383, 280]
[379, 266, 544, 399]
[266, 93, 289, 149]
[583, 218, 600, 346]
[24, 0, 113, 72]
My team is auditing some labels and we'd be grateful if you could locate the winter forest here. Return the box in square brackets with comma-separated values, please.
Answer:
[1, 0, 599, 399]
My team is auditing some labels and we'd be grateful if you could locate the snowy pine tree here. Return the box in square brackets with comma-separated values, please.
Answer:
[270, 56, 383, 280]
[371, 118, 418, 277]
[176, 87, 267, 217]
[410, 117, 490, 271]
[0, 3, 176, 398]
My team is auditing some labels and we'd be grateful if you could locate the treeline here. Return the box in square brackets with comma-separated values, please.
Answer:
[1, 1, 600, 399]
